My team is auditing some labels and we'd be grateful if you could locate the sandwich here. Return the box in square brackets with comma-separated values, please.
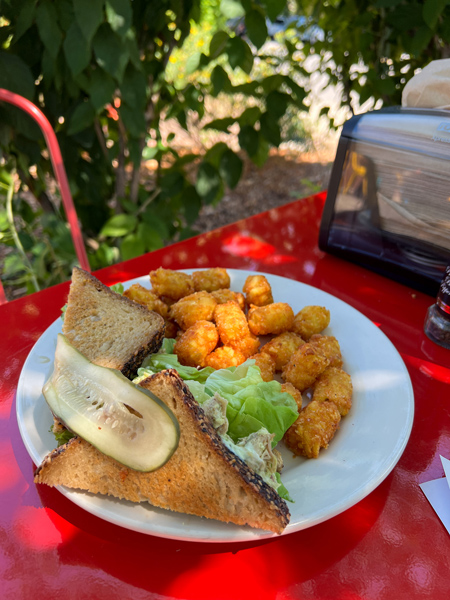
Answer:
[34, 268, 292, 534]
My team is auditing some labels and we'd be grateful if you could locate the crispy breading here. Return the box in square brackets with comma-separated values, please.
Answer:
[211, 288, 245, 310]
[231, 334, 261, 358]
[243, 275, 273, 307]
[260, 331, 305, 371]
[291, 305, 330, 340]
[150, 267, 194, 300]
[123, 283, 169, 319]
[284, 400, 341, 458]
[312, 367, 353, 416]
[174, 320, 219, 367]
[192, 268, 230, 292]
[309, 334, 343, 368]
[204, 346, 246, 369]
[170, 291, 217, 330]
[247, 303, 295, 336]
[164, 319, 179, 339]
[281, 382, 303, 410]
[282, 343, 330, 391]
[250, 352, 276, 382]
[214, 301, 250, 345]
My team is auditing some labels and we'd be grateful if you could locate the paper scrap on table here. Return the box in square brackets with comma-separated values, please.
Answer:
[420, 456, 450, 534]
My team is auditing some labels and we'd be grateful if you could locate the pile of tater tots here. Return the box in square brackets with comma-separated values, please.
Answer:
[124, 267, 353, 460]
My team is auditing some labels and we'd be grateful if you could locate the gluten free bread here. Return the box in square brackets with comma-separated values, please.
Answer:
[35, 370, 290, 534]
[63, 267, 164, 378]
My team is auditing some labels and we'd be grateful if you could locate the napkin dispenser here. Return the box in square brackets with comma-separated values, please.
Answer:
[319, 107, 450, 295]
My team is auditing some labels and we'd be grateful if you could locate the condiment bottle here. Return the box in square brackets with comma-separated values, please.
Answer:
[424, 266, 450, 350]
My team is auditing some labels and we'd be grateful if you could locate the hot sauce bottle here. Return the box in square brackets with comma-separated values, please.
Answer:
[424, 266, 450, 350]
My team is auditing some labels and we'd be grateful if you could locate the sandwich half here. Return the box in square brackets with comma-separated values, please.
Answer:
[62, 267, 165, 378]
[35, 369, 290, 534]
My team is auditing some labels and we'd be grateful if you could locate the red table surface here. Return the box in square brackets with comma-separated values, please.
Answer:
[1, 192, 450, 599]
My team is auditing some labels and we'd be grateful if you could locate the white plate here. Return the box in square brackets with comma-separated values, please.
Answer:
[16, 269, 414, 543]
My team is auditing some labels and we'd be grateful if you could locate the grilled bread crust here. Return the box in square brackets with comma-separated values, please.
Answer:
[62, 267, 164, 378]
[35, 370, 290, 534]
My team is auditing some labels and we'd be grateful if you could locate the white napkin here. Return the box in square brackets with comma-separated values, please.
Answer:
[402, 59, 450, 109]
[420, 456, 450, 534]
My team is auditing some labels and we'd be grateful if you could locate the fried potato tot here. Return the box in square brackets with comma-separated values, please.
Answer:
[247, 303, 295, 336]
[309, 334, 343, 368]
[164, 319, 179, 339]
[243, 275, 273, 306]
[174, 320, 219, 367]
[123, 283, 169, 319]
[170, 291, 217, 330]
[214, 301, 250, 345]
[231, 333, 261, 358]
[204, 346, 246, 369]
[192, 268, 230, 292]
[284, 400, 341, 459]
[282, 343, 330, 391]
[150, 267, 194, 300]
[249, 352, 276, 382]
[211, 288, 245, 310]
[312, 367, 353, 416]
[281, 382, 303, 411]
[260, 331, 305, 371]
[292, 305, 330, 340]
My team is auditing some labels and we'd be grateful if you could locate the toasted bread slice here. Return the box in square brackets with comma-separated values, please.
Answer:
[63, 267, 164, 378]
[35, 370, 290, 534]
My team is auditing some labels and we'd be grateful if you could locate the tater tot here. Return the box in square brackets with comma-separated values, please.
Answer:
[150, 267, 194, 300]
[281, 382, 303, 410]
[312, 367, 353, 416]
[214, 301, 250, 346]
[174, 320, 219, 367]
[243, 275, 273, 306]
[231, 333, 261, 358]
[309, 334, 343, 368]
[211, 288, 245, 310]
[192, 268, 230, 292]
[247, 303, 294, 336]
[164, 319, 179, 339]
[260, 331, 305, 371]
[249, 352, 276, 382]
[170, 291, 217, 330]
[282, 343, 330, 391]
[292, 305, 330, 340]
[123, 283, 169, 318]
[204, 346, 246, 369]
[284, 400, 341, 459]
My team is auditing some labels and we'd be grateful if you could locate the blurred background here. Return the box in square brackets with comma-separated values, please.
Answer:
[0, 0, 448, 300]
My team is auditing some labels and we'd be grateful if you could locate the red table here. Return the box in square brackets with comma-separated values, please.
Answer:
[2, 192, 450, 599]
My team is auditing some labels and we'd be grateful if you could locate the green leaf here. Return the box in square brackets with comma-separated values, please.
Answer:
[209, 30, 230, 58]
[121, 64, 147, 109]
[93, 23, 129, 81]
[13, 0, 36, 42]
[204, 117, 235, 132]
[160, 170, 185, 196]
[85, 68, 116, 111]
[195, 162, 222, 204]
[35, 0, 62, 60]
[266, 91, 289, 119]
[211, 65, 230, 96]
[185, 52, 202, 74]
[0, 52, 35, 100]
[106, 0, 133, 38]
[120, 232, 145, 260]
[74, 0, 104, 42]
[220, 149, 243, 189]
[423, 0, 447, 29]
[260, 112, 281, 146]
[63, 21, 91, 77]
[220, 0, 245, 19]
[67, 101, 96, 135]
[263, 0, 286, 22]
[238, 106, 261, 126]
[245, 8, 268, 50]
[238, 124, 259, 157]
[120, 104, 146, 138]
[101, 213, 138, 237]
[226, 37, 254, 74]
[137, 222, 163, 251]
[182, 186, 202, 226]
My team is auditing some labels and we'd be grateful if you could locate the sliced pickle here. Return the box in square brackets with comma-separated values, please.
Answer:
[43, 334, 180, 471]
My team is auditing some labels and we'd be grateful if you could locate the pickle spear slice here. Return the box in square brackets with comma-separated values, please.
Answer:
[43, 334, 180, 471]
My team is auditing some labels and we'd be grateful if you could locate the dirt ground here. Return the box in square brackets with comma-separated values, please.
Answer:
[192, 149, 333, 234]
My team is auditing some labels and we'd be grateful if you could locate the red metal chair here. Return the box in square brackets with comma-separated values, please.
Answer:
[0, 89, 90, 304]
